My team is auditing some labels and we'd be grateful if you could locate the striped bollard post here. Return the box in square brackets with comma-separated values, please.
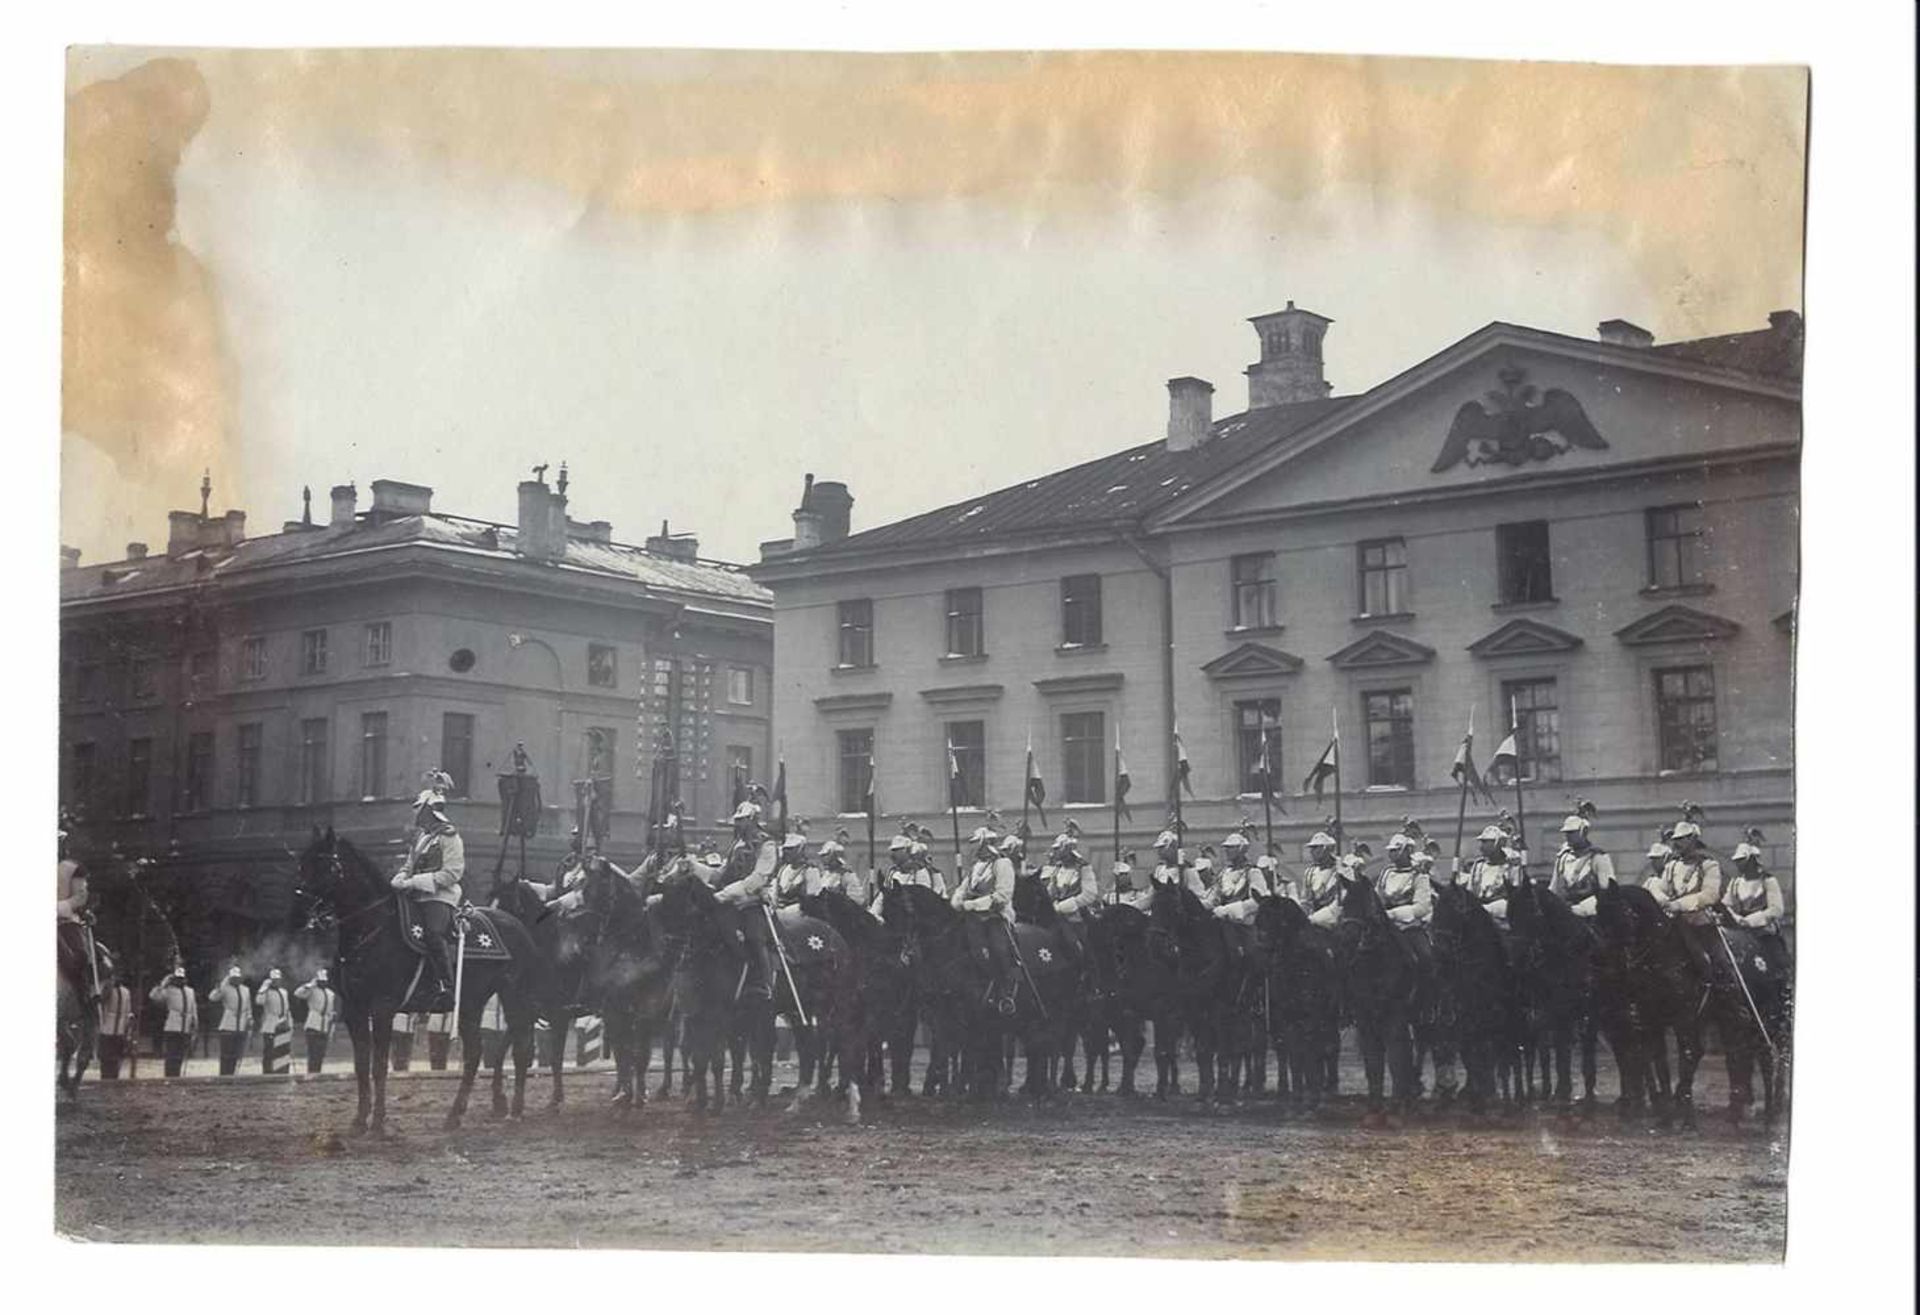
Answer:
[574, 1014, 604, 1068]
[265, 1022, 292, 1075]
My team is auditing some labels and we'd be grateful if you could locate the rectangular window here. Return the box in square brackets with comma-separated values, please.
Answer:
[727, 666, 754, 705]
[1235, 698, 1284, 795]
[944, 587, 984, 658]
[726, 745, 754, 800]
[1654, 666, 1718, 773]
[1496, 521, 1555, 605]
[1358, 538, 1409, 616]
[236, 723, 263, 808]
[441, 713, 474, 799]
[300, 629, 328, 676]
[187, 648, 216, 699]
[129, 653, 157, 701]
[1362, 689, 1416, 789]
[240, 637, 268, 682]
[298, 718, 330, 804]
[1061, 574, 1104, 646]
[946, 720, 986, 809]
[75, 661, 101, 702]
[125, 737, 152, 817]
[1646, 503, 1706, 589]
[836, 729, 873, 814]
[182, 731, 214, 812]
[68, 742, 97, 815]
[1230, 552, 1277, 629]
[364, 622, 392, 667]
[359, 712, 389, 800]
[587, 643, 618, 689]
[836, 599, 874, 668]
[1501, 678, 1562, 783]
[1061, 711, 1106, 804]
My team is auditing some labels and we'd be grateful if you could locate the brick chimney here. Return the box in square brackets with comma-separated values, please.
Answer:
[517, 478, 559, 562]
[809, 481, 853, 543]
[1165, 376, 1215, 451]
[368, 478, 433, 520]
[646, 519, 701, 563]
[1597, 318, 1655, 348]
[791, 474, 824, 551]
[60, 545, 80, 571]
[329, 483, 357, 528]
[126, 542, 148, 560]
[1246, 302, 1333, 407]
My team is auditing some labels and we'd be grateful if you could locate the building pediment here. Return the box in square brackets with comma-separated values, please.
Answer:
[1200, 641, 1306, 681]
[1613, 604, 1742, 647]
[1327, 630, 1435, 670]
[1466, 617, 1585, 659]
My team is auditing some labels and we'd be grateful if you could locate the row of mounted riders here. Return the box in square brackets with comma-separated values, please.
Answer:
[287, 823, 1790, 1135]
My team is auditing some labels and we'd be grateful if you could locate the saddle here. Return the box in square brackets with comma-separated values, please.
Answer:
[770, 914, 843, 969]
[396, 899, 514, 963]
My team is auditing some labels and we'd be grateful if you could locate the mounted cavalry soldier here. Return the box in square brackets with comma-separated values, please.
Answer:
[388, 797, 465, 1009]
[1723, 830, 1790, 976]
[950, 824, 1017, 1012]
[1375, 832, 1434, 944]
[1646, 813, 1722, 974]
[1296, 832, 1345, 929]
[1203, 830, 1270, 925]
[1039, 828, 1100, 976]
[770, 823, 820, 920]
[694, 800, 780, 1000]
[1549, 801, 1615, 919]
[1463, 825, 1518, 928]
[57, 819, 102, 1005]
[1112, 855, 1153, 912]
[816, 832, 863, 903]
[1149, 829, 1200, 897]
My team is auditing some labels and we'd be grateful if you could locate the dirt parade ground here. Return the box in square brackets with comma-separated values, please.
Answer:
[55, 1042, 1788, 1263]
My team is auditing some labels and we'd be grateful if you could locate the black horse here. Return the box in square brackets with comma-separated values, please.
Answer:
[1333, 871, 1419, 1120]
[487, 871, 587, 1110]
[1252, 893, 1339, 1112]
[800, 886, 918, 1099]
[1703, 917, 1793, 1126]
[561, 856, 681, 1114]
[1079, 902, 1152, 1096]
[1429, 879, 1519, 1114]
[1592, 880, 1704, 1126]
[1505, 878, 1601, 1110]
[650, 872, 864, 1119]
[1144, 880, 1231, 1103]
[293, 828, 541, 1134]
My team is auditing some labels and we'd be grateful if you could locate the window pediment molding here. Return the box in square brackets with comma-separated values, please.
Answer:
[1466, 618, 1585, 659]
[1327, 629, 1435, 670]
[1201, 641, 1306, 681]
[918, 683, 1005, 706]
[1614, 604, 1742, 647]
[1033, 672, 1125, 696]
[813, 691, 894, 715]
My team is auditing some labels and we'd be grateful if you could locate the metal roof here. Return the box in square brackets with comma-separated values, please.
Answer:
[792, 396, 1353, 561]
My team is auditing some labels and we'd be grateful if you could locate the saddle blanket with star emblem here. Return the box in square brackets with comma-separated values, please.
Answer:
[396, 900, 514, 962]
[770, 913, 847, 969]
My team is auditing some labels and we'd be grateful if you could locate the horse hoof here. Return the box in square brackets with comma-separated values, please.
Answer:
[443, 1114, 463, 1131]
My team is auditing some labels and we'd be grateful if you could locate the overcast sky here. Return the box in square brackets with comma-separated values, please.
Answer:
[62, 50, 1805, 565]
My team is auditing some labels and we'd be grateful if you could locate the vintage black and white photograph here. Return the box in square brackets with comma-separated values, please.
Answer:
[42, 26, 1863, 1271]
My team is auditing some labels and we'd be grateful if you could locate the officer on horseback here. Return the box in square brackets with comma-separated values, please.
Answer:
[1150, 829, 1199, 897]
[816, 834, 861, 902]
[1203, 831, 1271, 925]
[950, 824, 1017, 1012]
[389, 799, 465, 1008]
[1723, 833, 1790, 975]
[710, 800, 780, 1000]
[1645, 816, 1722, 974]
[1113, 855, 1153, 912]
[1463, 824, 1517, 927]
[1297, 832, 1344, 929]
[1549, 801, 1615, 919]
[770, 824, 820, 920]
[56, 817, 101, 1005]
[1040, 829, 1100, 980]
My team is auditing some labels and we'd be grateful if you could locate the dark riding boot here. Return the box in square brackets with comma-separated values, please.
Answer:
[740, 913, 776, 1001]
[415, 901, 456, 1008]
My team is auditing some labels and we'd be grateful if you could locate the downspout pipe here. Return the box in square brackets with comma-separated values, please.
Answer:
[1119, 531, 1175, 824]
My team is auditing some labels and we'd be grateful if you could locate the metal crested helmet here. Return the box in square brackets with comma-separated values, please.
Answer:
[818, 839, 845, 858]
[1730, 841, 1762, 863]
[1669, 820, 1702, 841]
[1477, 825, 1508, 843]
[1385, 833, 1413, 855]
[1306, 831, 1337, 850]
[888, 834, 912, 852]
[1560, 814, 1591, 834]
[1646, 841, 1673, 861]
[1154, 829, 1180, 849]
[1222, 832, 1250, 850]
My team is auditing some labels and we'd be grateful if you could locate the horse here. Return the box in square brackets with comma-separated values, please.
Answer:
[879, 882, 1074, 1099]
[1592, 880, 1704, 1126]
[1252, 893, 1339, 1113]
[1010, 871, 1090, 1095]
[1332, 871, 1419, 1120]
[1702, 916, 1792, 1127]
[1143, 879, 1232, 1103]
[544, 855, 681, 1114]
[1505, 877, 1601, 1110]
[799, 886, 917, 1099]
[1079, 901, 1152, 1096]
[293, 828, 541, 1134]
[487, 871, 585, 1110]
[1429, 879, 1518, 1114]
[650, 871, 864, 1119]
[55, 942, 111, 1098]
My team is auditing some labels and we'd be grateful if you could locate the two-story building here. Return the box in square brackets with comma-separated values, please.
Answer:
[59, 468, 773, 983]
[751, 303, 1800, 892]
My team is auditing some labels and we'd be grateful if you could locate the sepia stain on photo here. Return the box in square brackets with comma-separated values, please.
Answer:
[56, 48, 1804, 1262]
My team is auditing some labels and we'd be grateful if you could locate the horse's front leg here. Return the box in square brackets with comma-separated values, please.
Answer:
[345, 1015, 373, 1135]
[446, 997, 485, 1130]
[370, 1016, 394, 1135]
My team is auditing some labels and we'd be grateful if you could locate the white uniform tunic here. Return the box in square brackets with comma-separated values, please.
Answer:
[1375, 864, 1432, 928]
[951, 855, 1016, 922]
[1203, 861, 1270, 924]
[1041, 861, 1101, 920]
[1723, 871, 1785, 933]
[1549, 846, 1616, 917]
[1296, 861, 1345, 929]
[1647, 854, 1722, 917]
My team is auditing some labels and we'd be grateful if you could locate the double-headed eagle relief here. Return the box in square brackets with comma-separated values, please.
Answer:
[1431, 367, 1608, 473]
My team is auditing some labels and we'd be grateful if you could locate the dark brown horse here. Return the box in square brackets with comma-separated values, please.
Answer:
[1333, 872, 1419, 1120]
[1253, 893, 1339, 1112]
[293, 828, 541, 1134]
